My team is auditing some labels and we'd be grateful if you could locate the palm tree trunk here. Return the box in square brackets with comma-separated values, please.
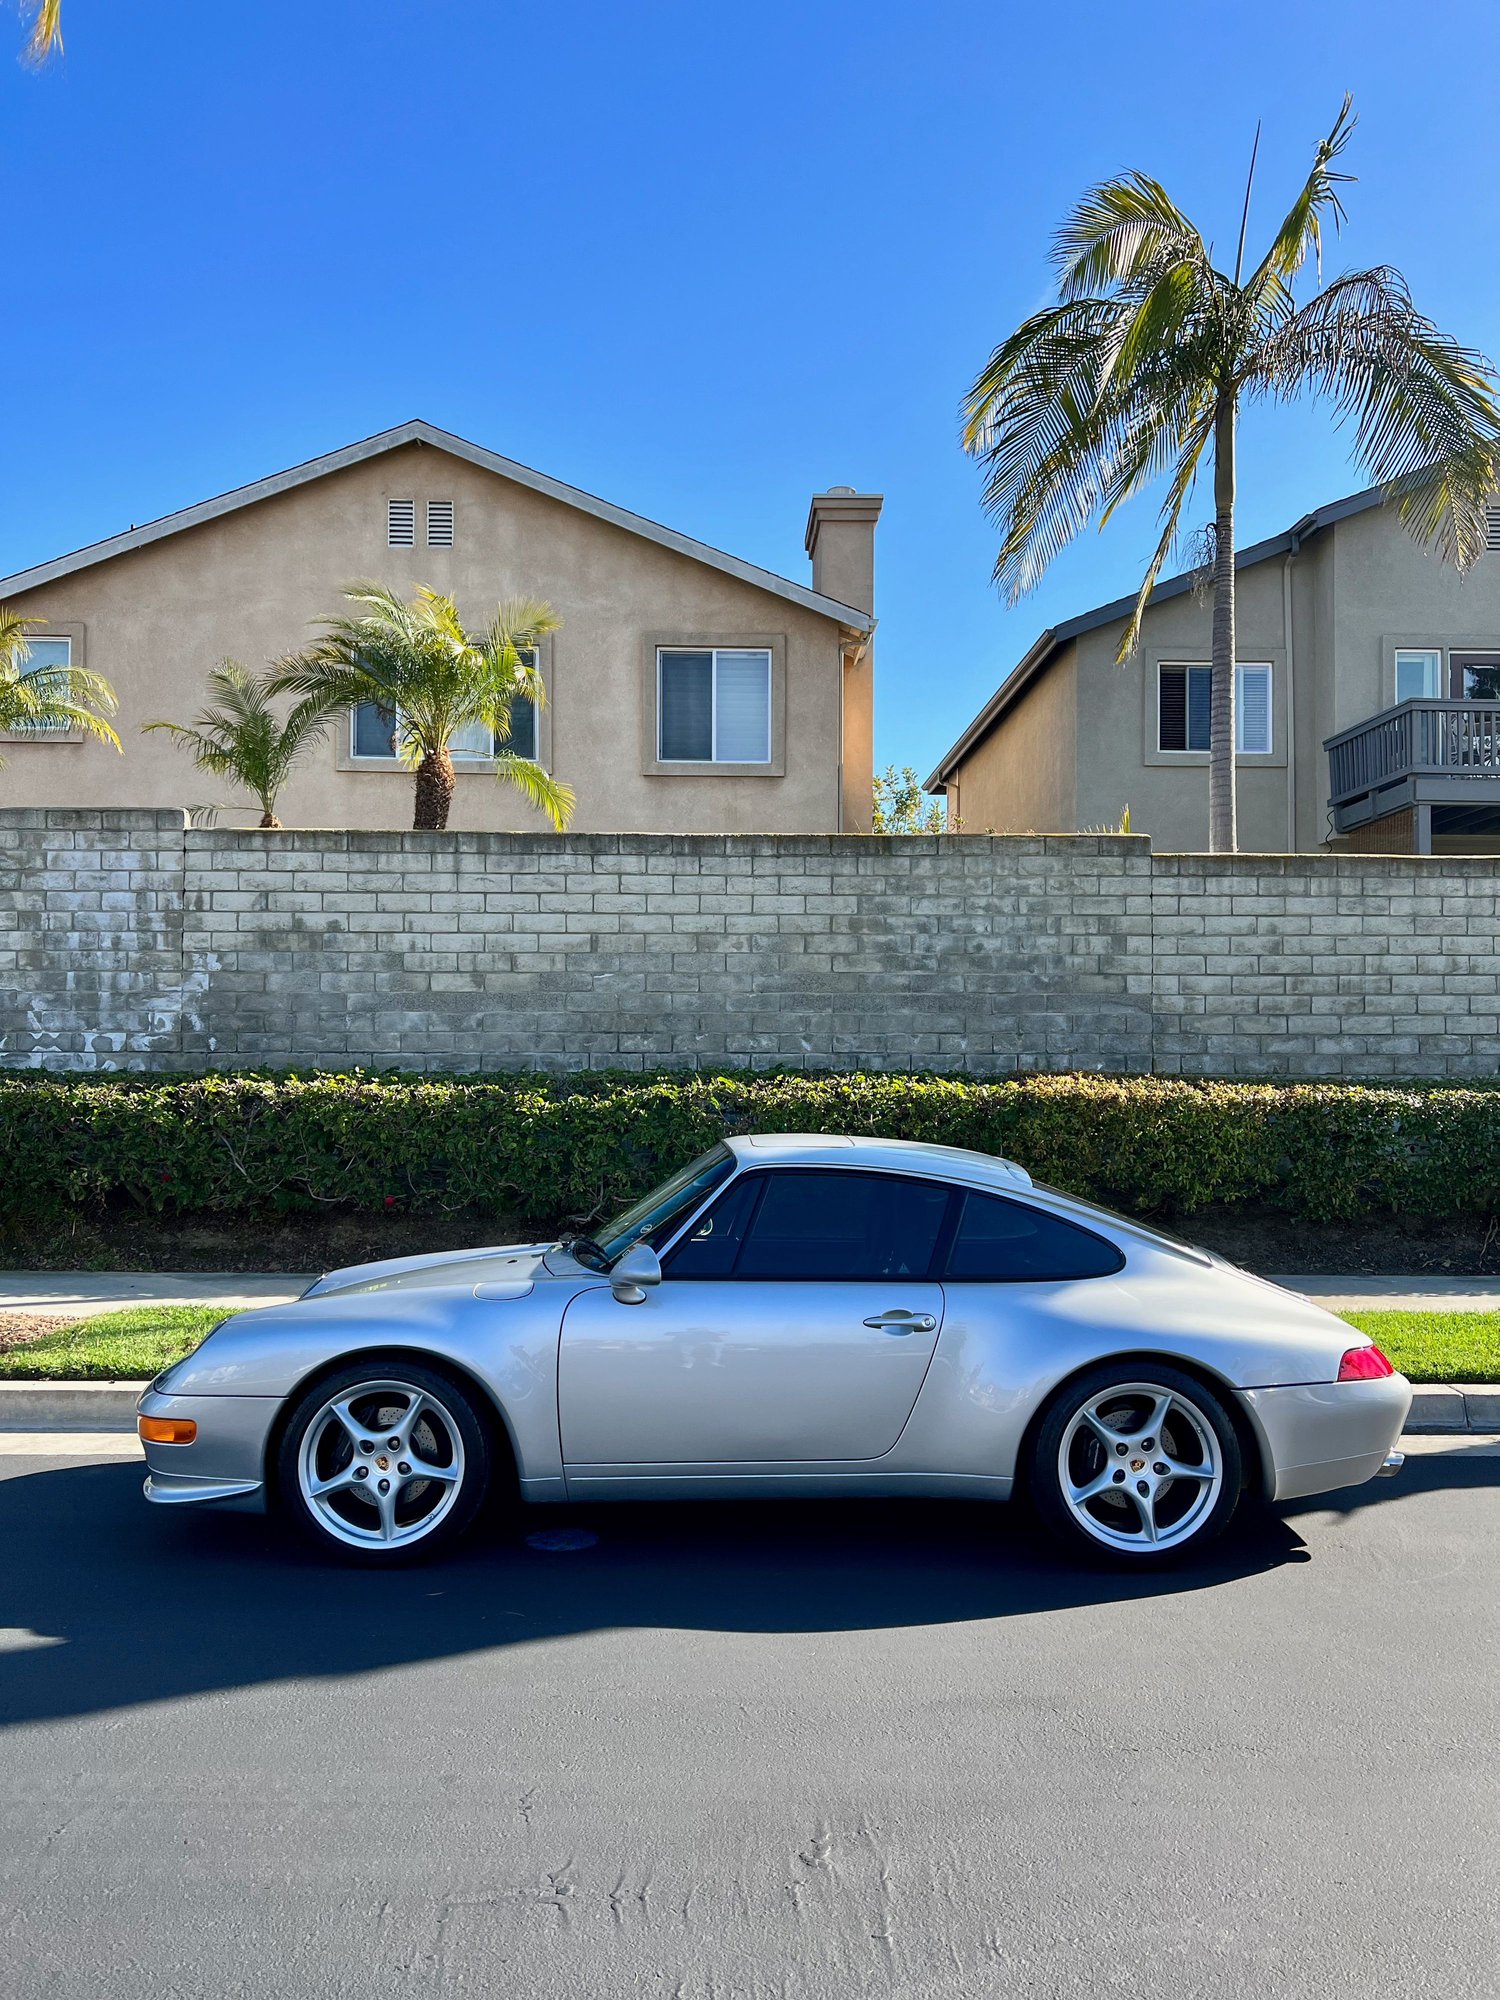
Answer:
[413, 747, 456, 830]
[1209, 396, 1238, 853]
[258, 810, 280, 829]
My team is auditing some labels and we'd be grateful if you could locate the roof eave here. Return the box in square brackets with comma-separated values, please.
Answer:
[924, 628, 1059, 790]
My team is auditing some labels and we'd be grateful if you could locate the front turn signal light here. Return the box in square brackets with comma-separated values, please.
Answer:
[138, 1415, 197, 1445]
[1337, 1345, 1395, 1382]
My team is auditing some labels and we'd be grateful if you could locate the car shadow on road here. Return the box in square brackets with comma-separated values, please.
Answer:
[0, 1448, 1492, 1729]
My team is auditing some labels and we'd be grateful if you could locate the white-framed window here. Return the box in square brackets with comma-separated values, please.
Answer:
[1484, 505, 1500, 552]
[426, 499, 454, 547]
[657, 647, 772, 763]
[9, 636, 75, 735]
[387, 498, 415, 547]
[349, 678, 537, 767]
[1395, 648, 1442, 702]
[1157, 661, 1272, 754]
[350, 700, 401, 761]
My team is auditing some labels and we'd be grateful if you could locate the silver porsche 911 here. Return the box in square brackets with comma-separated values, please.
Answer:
[136, 1134, 1410, 1566]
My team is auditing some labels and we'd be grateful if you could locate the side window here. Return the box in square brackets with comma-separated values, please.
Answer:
[734, 1171, 950, 1281]
[662, 1174, 763, 1278]
[944, 1191, 1124, 1282]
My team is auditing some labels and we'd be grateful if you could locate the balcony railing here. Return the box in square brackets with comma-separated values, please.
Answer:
[1326, 699, 1500, 809]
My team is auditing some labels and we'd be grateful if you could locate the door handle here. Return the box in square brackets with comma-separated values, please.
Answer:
[862, 1310, 938, 1334]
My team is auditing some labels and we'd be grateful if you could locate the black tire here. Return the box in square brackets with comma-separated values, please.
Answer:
[1029, 1361, 1242, 1567]
[275, 1356, 493, 1564]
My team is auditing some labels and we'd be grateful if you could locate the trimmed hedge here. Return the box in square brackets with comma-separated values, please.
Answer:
[1, 1070, 1498, 1231]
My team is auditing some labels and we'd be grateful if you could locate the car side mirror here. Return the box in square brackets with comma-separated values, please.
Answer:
[610, 1242, 662, 1305]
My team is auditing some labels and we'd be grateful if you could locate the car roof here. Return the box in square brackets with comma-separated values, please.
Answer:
[725, 1133, 1033, 1188]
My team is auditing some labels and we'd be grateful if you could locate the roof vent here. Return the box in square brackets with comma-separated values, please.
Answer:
[427, 499, 454, 547]
[387, 498, 415, 548]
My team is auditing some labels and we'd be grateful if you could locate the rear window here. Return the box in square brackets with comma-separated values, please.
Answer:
[1029, 1181, 1213, 1266]
[943, 1190, 1123, 1282]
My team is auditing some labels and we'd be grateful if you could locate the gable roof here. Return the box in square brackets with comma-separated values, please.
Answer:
[924, 478, 1391, 789]
[0, 419, 875, 634]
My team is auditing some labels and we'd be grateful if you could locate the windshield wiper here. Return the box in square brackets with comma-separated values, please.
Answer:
[561, 1235, 611, 1273]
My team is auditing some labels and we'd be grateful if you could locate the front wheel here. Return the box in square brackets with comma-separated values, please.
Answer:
[276, 1359, 492, 1563]
[1029, 1363, 1242, 1566]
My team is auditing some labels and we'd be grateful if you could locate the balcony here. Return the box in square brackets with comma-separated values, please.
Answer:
[1326, 699, 1500, 848]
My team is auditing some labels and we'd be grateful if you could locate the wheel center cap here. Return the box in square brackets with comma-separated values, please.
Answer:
[376, 1454, 390, 1471]
[1130, 1457, 1145, 1473]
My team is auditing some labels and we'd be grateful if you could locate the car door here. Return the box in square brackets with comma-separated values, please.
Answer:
[557, 1168, 951, 1466]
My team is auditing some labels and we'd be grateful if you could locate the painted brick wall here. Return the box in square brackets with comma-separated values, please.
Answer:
[3, 809, 1497, 1078]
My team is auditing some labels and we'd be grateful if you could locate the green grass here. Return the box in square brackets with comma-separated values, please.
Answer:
[0, 1303, 1496, 1385]
[0, 1306, 225, 1380]
[1340, 1311, 1500, 1384]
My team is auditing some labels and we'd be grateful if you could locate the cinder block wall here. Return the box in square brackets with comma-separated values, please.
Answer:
[2, 809, 1496, 1078]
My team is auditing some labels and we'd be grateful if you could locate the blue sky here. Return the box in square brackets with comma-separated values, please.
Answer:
[5, 0, 1500, 780]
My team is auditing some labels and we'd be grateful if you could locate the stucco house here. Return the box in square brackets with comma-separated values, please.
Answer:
[0, 420, 880, 833]
[926, 483, 1500, 855]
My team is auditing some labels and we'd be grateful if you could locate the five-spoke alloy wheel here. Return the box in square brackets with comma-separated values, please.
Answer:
[1030, 1362, 1242, 1564]
[277, 1359, 491, 1562]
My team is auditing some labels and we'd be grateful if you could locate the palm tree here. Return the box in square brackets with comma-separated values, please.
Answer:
[143, 660, 330, 827]
[0, 608, 120, 759]
[272, 584, 575, 832]
[963, 98, 1500, 851]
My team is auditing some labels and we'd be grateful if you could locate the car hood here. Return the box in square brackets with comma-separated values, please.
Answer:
[301, 1240, 564, 1300]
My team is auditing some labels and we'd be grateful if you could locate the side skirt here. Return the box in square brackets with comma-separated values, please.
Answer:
[555, 1468, 1013, 1503]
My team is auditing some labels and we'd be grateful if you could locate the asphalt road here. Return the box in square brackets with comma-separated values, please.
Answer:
[0, 1442, 1496, 2000]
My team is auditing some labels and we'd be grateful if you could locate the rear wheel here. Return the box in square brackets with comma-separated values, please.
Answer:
[276, 1359, 491, 1563]
[1030, 1363, 1241, 1566]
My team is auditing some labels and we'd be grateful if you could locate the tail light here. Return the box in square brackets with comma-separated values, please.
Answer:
[1337, 1345, 1394, 1382]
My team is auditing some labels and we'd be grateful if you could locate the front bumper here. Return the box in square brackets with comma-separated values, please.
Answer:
[135, 1386, 281, 1512]
[1242, 1374, 1412, 1502]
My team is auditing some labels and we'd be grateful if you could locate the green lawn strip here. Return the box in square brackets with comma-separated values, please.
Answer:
[1339, 1311, 1500, 1385]
[0, 1302, 1495, 1386]
[0, 1306, 224, 1381]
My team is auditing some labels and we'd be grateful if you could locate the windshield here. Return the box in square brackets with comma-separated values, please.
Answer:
[590, 1145, 736, 1265]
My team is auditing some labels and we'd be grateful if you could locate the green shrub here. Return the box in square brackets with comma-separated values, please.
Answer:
[0, 1070, 1498, 1233]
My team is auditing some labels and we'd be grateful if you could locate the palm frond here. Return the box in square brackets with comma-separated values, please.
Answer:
[0, 626, 121, 746]
[0, 693, 121, 748]
[0, 608, 42, 663]
[493, 754, 576, 830]
[1255, 266, 1500, 565]
[277, 583, 564, 771]
[1247, 95, 1356, 307]
[22, 0, 61, 63]
[1113, 411, 1218, 661]
[964, 291, 1219, 600]
[145, 659, 326, 815]
[1053, 173, 1206, 302]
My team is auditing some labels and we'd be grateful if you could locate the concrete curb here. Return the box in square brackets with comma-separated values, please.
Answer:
[1405, 1384, 1500, 1432]
[0, 1379, 1496, 1436]
[0, 1381, 150, 1431]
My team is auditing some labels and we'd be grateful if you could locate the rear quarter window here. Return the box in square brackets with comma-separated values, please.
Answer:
[944, 1190, 1124, 1282]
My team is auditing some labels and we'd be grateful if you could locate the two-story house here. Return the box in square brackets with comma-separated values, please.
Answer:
[926, 482, 1500, 855]
[0, 420, 880, 833]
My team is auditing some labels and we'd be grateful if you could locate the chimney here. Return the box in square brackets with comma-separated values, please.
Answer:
[804, 485, 882, 615]
[806, 487, 882, 833]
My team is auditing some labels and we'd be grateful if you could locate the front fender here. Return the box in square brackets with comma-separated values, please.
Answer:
[154, 1283, 599, 1496]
